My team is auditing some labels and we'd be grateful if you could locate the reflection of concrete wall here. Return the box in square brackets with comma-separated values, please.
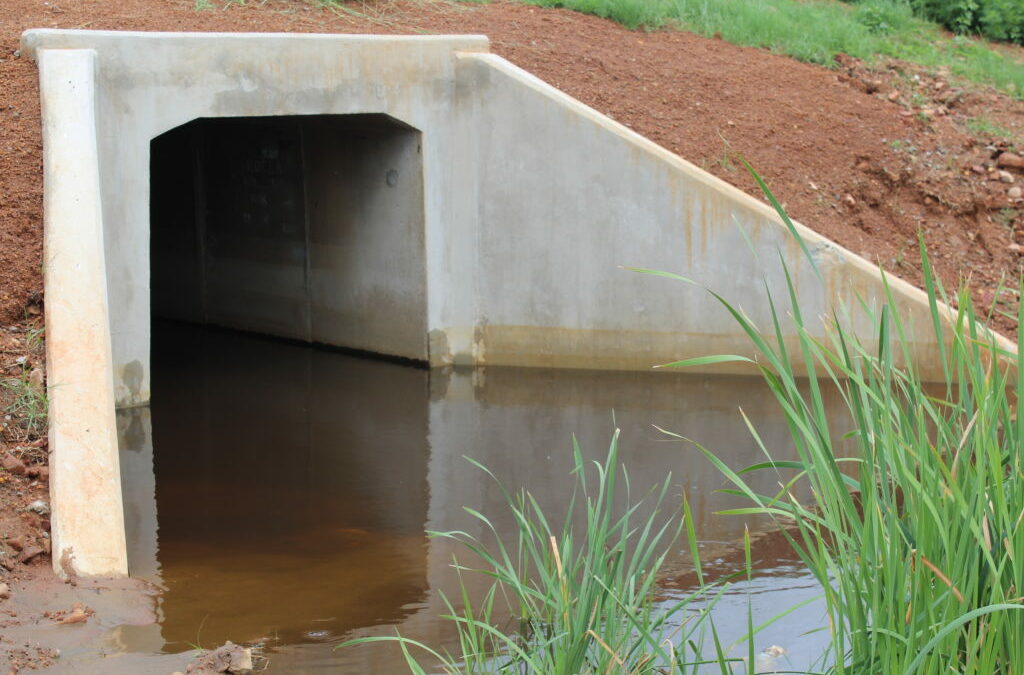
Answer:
[119, 330, 845, 666]
[116, 407, 161, 583]
[128, 326, 432, 647]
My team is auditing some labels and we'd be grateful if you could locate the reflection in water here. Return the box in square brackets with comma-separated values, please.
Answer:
[118, 323, 844, 672]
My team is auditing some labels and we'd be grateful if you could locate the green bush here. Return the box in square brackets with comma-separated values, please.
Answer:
[908, 0, 1024, 44]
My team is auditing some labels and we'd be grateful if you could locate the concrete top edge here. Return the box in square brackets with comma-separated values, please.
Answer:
[20, 28, 491, 60]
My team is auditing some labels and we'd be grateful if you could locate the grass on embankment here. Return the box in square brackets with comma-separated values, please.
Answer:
[506, 0, 1024, 97]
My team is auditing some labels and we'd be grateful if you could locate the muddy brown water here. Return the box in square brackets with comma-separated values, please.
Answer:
[111, 322, 837, 673]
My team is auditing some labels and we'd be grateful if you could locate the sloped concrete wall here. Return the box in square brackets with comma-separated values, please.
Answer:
[450, 54, 969, 374]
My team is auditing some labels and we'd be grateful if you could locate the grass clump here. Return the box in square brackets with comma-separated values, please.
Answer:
[511, 0, 1024, 96]
[339, 434, 763, 673]
[1, 368, 48, 437]
[656, 169, 1024, 672]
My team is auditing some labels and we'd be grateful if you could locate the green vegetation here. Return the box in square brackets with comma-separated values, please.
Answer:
[339, 436, 771, 673]
[343, 161, 1024, 672]
[511, 0, 1024, 96]
[1, 369, 48, 437]
[654, 170, 1024, 671]
[965, 115, 1021, 144]
[906, 0, 1024, 45]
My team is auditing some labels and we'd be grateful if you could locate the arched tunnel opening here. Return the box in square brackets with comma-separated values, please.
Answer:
[149, 113, 429, 359]
[132, 114, 433, 647]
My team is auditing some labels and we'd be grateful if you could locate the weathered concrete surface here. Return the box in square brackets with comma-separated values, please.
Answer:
[38, 48, 128, 578]
[24, 30, 1009, 576]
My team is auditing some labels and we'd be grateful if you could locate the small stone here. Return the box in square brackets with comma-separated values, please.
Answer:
[57, 606, 88, 624]
[842, 194, 857, 207]
[0, 583, 9, 600]
[1, 452, 26, 476]
[999, 170, 1015, 184]
[27, 500, 49, 516]
[6, 537, 24, 552]
[27, 368, 43, 394]
[1009, 243, 1023, 254]
[997, 152, 1024, 169]
[971, 164, 987, 175]
[887, 90, 901, 102]
[18, 546, 43, 564]
[1010, 186, 1023, 200]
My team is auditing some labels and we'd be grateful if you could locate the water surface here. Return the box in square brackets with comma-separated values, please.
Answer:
[116, 322, 840, 672]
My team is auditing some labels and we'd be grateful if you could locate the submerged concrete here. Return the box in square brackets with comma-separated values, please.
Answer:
[22, 29, 1002, 576]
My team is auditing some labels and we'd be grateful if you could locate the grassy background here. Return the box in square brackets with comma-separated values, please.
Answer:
[508, 0, 1024, 96]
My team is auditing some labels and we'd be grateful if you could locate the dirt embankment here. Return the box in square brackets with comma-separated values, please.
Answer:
[0, 0, 1023, 667]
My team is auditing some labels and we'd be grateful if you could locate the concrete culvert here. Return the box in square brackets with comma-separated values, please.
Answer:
[21, 29, 977, 577]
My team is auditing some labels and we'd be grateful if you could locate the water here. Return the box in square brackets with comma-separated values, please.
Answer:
[115, 322, 841, 673]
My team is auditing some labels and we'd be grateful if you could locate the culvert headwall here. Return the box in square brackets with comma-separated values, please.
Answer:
[23, 29, 998, 577]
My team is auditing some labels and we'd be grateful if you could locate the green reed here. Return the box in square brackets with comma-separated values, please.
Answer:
[661, 171, 1024, 673]
[338, 432, 765, 673]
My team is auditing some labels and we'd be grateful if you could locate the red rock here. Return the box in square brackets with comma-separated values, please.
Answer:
[18, 546, 43, 564]
[1, 452, 26, 476]
[997, 152, 1024, 169]
[57, 607, 88, 625]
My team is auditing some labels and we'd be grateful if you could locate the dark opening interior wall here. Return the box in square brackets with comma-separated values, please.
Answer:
[150, 114, 429, 361]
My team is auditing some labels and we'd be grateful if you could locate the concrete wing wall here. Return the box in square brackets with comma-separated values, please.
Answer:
[452, 53, 989, 378]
